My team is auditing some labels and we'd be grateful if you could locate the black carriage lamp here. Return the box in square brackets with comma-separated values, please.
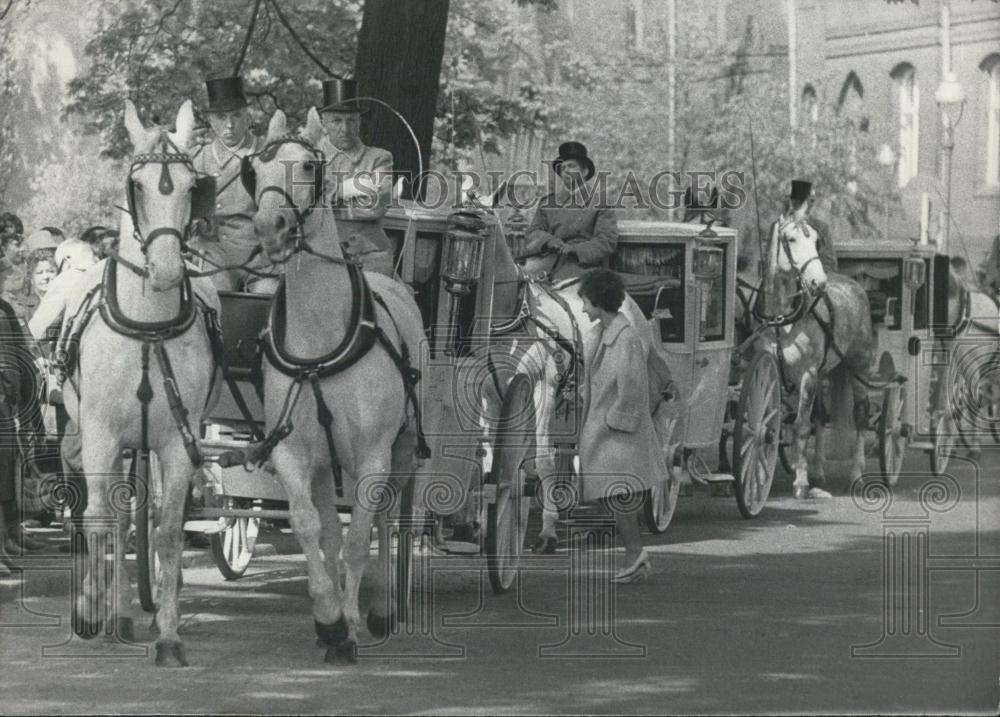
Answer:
[903, 254, 927, 290]
[693, 242, 724, 283]
[441, 210, 488, 296]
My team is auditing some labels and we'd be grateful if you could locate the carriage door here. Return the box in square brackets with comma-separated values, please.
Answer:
[685, 239, 733, 447]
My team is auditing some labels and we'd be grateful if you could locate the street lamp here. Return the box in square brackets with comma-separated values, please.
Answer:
[878, 143, 896, 241]
[934, 71, 966, 255]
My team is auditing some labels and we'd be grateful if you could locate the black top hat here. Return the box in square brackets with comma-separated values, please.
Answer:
[320, 78, 362, 113]
[789, 179, 814, 203]
[552, 141, 596, 181]
[684, 185, 719, 213]
[205, 76, 249, 113]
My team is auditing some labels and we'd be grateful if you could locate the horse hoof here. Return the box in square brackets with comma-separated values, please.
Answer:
[792, 485, 808, 500]
[324, 639, 357, 665]
[154, 640, 189, 668]
[807, 487, 833, 500]
[314, 615, 349, 647]
[366, 609, 397, 639]
[72, 607, 103, 640]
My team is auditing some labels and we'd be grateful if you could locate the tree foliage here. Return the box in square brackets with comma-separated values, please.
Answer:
[65, 0, 359, 158]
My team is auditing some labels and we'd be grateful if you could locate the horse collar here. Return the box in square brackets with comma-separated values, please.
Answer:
[262, 262, 378, 378]
[99, 258, 198, 341]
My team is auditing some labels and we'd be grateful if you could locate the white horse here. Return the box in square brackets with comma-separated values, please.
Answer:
[245, 109, 428, 663]
[63, 100, 219, 666]
[482, 236, 677, 546]
[743, 217, 876, 496]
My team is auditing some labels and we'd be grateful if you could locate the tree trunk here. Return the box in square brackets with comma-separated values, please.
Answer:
[354, 0, 450, 200]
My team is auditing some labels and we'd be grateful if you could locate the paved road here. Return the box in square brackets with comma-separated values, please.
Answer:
[2, 446, 999, 715]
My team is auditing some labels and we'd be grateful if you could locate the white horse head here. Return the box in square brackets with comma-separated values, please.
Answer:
[250, 107, 326, 262]
[122, 99, 197, 291]
[772, 216, 828, 295]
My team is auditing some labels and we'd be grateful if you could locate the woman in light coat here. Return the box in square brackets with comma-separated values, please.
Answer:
[577, 269, 668, 583]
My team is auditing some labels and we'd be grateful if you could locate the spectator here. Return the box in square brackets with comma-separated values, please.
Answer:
[5, 250, 57, 321]
[0, 213, 26, 294]
[29, 240, 97, 341]
[79, 225, 116, 260]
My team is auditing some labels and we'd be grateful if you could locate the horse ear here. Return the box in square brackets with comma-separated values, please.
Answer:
[266, 110, 287, 142]
[303, 107, 323, 144]
[169, 100, 195, 150]
[124, 100, 147, 150]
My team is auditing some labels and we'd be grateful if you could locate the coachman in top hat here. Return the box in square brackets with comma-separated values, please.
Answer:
[774, 179, 838, 274]
[189, 75, 275, 293]
[317, 78, 397, 277]
[523, 141, 619, 282]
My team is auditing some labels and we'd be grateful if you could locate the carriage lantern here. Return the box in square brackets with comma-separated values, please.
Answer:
[503, 207, 529, 261]
[693, 243, 724, 283]
[442, 210, 488, 296]
[903, 255, 926, 290]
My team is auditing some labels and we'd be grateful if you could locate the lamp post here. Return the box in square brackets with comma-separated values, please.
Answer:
[934, 71, 966, 256]
[878, 143, 896, 242]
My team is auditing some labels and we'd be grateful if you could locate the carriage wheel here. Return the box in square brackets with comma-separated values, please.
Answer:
[133, 450, 161, 613]
[209, 497, 260, 580]
[778, 439, 797, 476]
[733, 353, 781, 519]
[930, 409, 959, 475]
[644, 408, 682, 534]
[980, 380, 1000, 443]
[487, 373, 534, 595]
[878, 384, 907, 486]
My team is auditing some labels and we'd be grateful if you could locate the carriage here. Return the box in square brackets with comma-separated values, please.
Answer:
[128, 198, 784, 609]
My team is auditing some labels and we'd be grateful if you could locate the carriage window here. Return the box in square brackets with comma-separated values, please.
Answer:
[613, 241, 686, 343]
[698, 244, 727, 342]
[840, 259, 903, 330]
[914, 259, 932, 330]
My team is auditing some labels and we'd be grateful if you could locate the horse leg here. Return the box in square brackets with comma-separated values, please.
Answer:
[849, 375, 871, 483]
[533, 375, 560, 548]
[106, 450, 136, 645]
[72, 434, 118, 640]
[340, 446, 394, 665]
[151, 443, 194, 667]
[366, 428, 419, 640]
[310, 461, 345, 641]
[792, 371, 820, 500]
[272, 443, 346, 660]
[810, 414, 828, 488]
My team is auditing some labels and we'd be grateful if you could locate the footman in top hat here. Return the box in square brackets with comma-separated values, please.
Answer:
[318, 77, 396, 277]
[524, 141, 618, 282]
[189, 75, 274, 293]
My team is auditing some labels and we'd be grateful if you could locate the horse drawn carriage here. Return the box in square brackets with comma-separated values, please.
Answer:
[131, 193, 785, 612]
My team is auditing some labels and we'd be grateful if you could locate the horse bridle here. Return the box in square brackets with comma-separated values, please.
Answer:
[125, 131, 216, 257]
[751, 216, 824, 325]
[240, 135, 326, 240]
[774, 216, 823, 289]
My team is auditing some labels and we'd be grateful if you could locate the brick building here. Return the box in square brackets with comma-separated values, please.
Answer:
[558, 0, 1000, 261]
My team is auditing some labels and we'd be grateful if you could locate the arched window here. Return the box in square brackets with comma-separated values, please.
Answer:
[836, 72, 864, 115]
[891, 63, 919, 187]
[981, 54, 1000, 186]
[802, 84, 819, 124]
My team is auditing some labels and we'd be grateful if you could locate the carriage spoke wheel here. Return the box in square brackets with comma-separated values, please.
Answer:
[878, 385, 907, 486]
[209, 497, 260, 580]
[930, 408, 960, 476]
[487, 373, 534, 595]
[645, 409, 682, 534]
[133, 450, 162, 613]
[733, 353, 781, 519]
[981, 380, 1000, 443]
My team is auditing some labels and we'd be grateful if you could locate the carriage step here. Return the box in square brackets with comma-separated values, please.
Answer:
[692, 473, 735, 484]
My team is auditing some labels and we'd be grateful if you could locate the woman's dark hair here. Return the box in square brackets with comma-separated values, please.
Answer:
[0, 212, 23, 237]
[578, 268, 626, 313]
[80, 225, 111, 246]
